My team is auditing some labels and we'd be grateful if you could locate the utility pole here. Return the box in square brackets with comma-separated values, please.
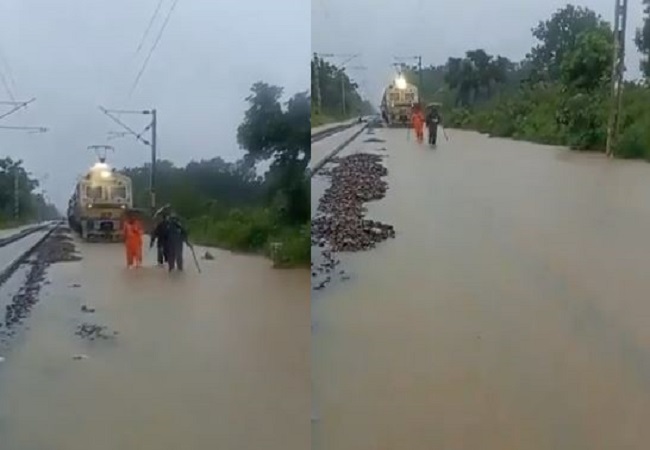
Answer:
[313, 53, 322, 115]
[99, 107, 157, 213]
[13, 164, 18, 221]
[340, 70, 346, 117]
[606, 0, 628, 157]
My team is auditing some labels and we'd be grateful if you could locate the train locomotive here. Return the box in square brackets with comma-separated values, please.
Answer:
[380, 77, 419, 128]
[67, 159, 133, 241]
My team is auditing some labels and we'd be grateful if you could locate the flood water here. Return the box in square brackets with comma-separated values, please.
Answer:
[312, 129, 650, 449]
[0, 240, 309, 450]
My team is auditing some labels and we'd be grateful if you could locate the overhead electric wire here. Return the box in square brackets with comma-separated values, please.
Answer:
[0, 98, 35, 121]
[129, 0, 180, 98]
[134, 0, 166, 55]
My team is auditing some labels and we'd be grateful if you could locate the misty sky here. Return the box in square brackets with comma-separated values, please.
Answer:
[313, 0, 645, 104]
[0, 0, 309, 209]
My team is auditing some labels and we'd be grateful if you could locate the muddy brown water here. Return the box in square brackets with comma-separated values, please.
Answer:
[312, 129, 650, 450]
[0, 239, 309, 450]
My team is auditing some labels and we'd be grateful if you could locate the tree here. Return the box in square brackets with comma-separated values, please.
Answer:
[441, 52, 515, 107]
[466, 49, 493, 98]
[237, 82, 310, 225]
[636, 0, 650, 80]
[0, 157, 58, 223]
[529, 5, 609, 82]
[311, 55, 369, 119]
[561, 27, 613, 92]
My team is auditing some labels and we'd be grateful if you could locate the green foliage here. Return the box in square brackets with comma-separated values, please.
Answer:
[311, 55, 375, 123]
[433, 4, 650, 158]
[529, 4, 609, 82]
[123, 81, 309, 267]
[560, 27, 613, 91]
[636, 0, 650, 79]
[0, 157, 59, 224]
[616, 85, 650, 159]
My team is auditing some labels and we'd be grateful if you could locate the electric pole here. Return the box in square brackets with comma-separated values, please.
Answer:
[13, 164, 18, 221]
[99, 107, 158, 212]
[313, 53, 322, 115]
[606, 0, 628, 157]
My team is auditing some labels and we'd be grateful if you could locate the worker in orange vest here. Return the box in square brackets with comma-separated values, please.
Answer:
[411, 104, 425, 144]
[124, 214, 143, 268]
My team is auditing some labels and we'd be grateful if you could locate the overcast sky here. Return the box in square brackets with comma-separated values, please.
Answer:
[313, 0, 645, 104]
[0, 0, 309, 209]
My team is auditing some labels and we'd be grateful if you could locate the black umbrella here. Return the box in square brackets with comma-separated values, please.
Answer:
[153, 204, 172, 219]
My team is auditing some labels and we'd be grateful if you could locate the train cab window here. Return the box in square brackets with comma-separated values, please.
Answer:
[389, 93, 399, 101]
[405, 93, 414, 101]
[86, 186, 103, 200]
[111, 186, 127, 201]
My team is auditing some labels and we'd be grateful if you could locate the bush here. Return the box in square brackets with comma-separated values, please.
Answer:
[267, 222, 310, 267]
[188, 208, 274, 252]
[617, 119, 650, 160]
[187, 207, 309, 267]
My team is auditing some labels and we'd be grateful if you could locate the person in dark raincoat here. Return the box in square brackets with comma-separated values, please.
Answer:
[426, 106, 442, 146]
[164, 214, 189, 271]
[150, 212, 170, 266]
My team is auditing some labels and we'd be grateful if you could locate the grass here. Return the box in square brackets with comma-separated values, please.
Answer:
[443, 83, 650, 156]
[311, 111, 353, 128]
[186, 208, 309, 268]
[0, 217, 32, 230]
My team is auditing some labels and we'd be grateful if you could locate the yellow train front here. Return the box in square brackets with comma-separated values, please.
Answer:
[67, 162, 133, 242]
[380, 77, 419, 128]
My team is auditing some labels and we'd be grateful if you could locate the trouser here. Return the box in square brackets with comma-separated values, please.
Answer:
[428, 125, 438, 144]
[415, 125, 424, 143]
[157, 242, 168, 265]
[166, 240, 184, 271]
[126, 242, 142, 267]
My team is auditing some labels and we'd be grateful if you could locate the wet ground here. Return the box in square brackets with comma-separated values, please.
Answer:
[0, 229, 309, 450]
[312, 127, 650, 449]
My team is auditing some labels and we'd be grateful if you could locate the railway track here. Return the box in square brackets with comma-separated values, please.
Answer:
[0, 223, 59, 289]
[309, 123, 368, 178]
[311, 121, 359, 143]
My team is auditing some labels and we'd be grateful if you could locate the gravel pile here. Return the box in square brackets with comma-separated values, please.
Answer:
[311, 151, 395, 292]
[75, 323, 118, 341]
[312, 153, 395, 252]
[1, 227, 81, 335]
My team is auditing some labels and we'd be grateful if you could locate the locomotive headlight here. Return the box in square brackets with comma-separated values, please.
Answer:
[100, 170, 111, 179]
[395, 76, 407, 90]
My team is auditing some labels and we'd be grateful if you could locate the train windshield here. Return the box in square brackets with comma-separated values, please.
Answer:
[111, 186, 127, 202]
[86, 186, 103, 200]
